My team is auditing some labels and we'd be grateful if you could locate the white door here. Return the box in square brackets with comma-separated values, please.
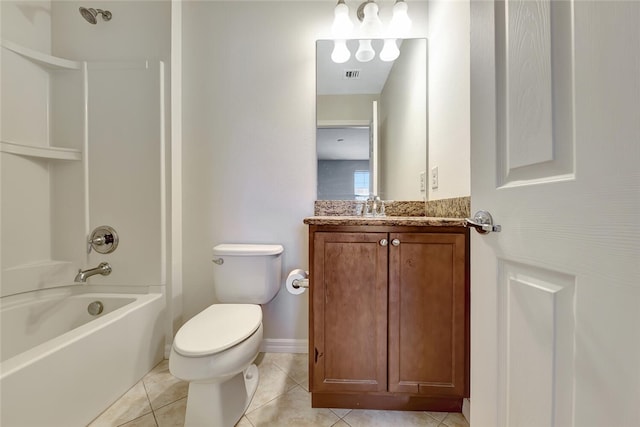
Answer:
[470, 1, 640, 427]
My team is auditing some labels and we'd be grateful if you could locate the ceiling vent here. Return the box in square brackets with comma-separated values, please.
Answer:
[343, 69, 361, 79]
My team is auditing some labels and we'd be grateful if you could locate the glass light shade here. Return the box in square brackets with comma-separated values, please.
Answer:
[355, 39, 375, 62]
[360, 2, 382, 37]
[380, 39, 400, 62]
[331, 40, 351, 63]
[332, 1, 353, 38]
[388, 0, 412, 38]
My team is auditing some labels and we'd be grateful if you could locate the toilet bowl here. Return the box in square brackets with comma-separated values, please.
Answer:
[169, 305, 263, 426]
[169, 244, 283, 427]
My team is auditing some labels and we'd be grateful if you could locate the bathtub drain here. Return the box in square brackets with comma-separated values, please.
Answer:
[88, 301, 104, 316]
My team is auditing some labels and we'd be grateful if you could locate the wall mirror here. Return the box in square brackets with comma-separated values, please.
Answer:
[316, 38, 427, 201]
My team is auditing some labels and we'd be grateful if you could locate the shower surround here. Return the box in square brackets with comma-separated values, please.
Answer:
[0, 1, 171, 424]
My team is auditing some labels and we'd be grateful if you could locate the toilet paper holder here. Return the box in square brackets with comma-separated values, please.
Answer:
[286, 269, 309, 295]
[292, 274, 309, 289]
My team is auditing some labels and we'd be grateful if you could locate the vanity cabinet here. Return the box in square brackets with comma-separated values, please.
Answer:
[308, 224, 469, 412]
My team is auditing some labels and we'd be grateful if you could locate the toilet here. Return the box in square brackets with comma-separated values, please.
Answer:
[169, 243, 284, 427]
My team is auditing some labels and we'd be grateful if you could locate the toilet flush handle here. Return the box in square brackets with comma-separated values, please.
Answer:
[212, 258, 224, 265]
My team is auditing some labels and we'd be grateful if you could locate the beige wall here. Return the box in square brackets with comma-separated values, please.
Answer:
[182, 1, 322, 343]
[317, 94, 379, 123]
[428, 0, 471, 200]
[181, 1, 430, 344]
[379, 38, 428, 201]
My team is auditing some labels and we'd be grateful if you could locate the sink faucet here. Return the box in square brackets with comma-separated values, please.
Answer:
[364, 195, 385, 217]
[74, 262, 112, 283]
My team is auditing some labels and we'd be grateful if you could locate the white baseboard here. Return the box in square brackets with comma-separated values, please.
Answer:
[260, 338, 308, 354]
[462, 398, 470, 423]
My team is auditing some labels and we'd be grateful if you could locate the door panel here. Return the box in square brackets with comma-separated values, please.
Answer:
[495, 0, 575, 185]
[312, 232, 388, 392]
[388, 232, 467, 396]
[471, 1, 640, 426]
[497, 261, 576, 427]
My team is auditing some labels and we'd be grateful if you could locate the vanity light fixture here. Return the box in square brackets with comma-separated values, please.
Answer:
[355, 1, 382, 62]
[388, 0, 412, 37]
[331, 0, 354, 63]
[380, 0, 412, 61]
[357, 0, 383, 34]
[355, 39, 376, 62]
[332, 39, 351, 63]
[332, 0, 354, 37]
[379, 39, 400, 62]
[330, 0, 412, 63]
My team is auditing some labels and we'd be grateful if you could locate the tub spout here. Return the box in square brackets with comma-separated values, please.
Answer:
[74, 262, 112, 283]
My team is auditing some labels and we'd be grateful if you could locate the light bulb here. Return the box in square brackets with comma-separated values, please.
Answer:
[388, 0, 412, 38]
[332, 0, 353, 38]
[331, 40, 351, 63]
[380, 39, 400, 62]
[360, 1, 382, 37]
[355, 39, 375, 62]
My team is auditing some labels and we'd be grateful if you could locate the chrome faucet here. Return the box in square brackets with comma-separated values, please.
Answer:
[74, 262, 112, 283]
[363, 195, 385, 217]
[362, 195, 373, 216]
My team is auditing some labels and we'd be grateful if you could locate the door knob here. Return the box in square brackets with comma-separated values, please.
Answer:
[466, 210, 502, 234]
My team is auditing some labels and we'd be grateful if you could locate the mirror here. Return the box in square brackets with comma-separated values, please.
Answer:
[316, 38, 427, 201]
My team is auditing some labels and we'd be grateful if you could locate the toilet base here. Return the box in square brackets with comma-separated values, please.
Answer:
[184, 364, 260, 427]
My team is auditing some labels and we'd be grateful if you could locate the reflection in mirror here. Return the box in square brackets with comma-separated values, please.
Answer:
[316, 38, 427, 201]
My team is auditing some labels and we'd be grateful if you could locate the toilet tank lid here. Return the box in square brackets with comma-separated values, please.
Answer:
[213, 244, 284, 256]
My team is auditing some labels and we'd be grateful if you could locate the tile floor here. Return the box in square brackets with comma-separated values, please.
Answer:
[89, 353, 470, 427]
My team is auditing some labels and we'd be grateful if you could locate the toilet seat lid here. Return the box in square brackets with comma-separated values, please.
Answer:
[173, 304, 262, 357]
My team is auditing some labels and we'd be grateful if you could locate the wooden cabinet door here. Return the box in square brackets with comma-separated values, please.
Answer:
[388, 232, 467, 397]
[311, 231, 388, 393]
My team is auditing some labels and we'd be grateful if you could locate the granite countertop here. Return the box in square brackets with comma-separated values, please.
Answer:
[303, 216, 467, 227]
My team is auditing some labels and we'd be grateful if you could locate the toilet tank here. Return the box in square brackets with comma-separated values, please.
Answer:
[212, 244, 284, 304]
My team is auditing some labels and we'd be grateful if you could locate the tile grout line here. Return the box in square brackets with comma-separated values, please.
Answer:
[269, 358, 307, 387]
[141, 376, 160, 427]
[148, 395, 188, 414]
[245, 383, 305, 417]
[106, 354, 468, 427]
[268, 356, 356, 424]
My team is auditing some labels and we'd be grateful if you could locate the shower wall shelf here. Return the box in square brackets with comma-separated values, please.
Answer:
[1, 40, 85, 162]
[0, 140, 82, 161]
[1, 39, 82, 70]
[2, 38, 88, 297]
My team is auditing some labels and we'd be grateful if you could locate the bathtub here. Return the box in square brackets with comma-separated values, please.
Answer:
[0, 285, 165, 427]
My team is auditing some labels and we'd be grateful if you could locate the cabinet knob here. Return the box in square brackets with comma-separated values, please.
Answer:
[391, 239, 400, 246]
[380, 239, 388, 246]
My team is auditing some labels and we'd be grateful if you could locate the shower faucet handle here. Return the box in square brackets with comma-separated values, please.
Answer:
[87, 225, 119, 254]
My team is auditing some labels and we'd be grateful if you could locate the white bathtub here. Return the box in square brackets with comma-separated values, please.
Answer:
[0, 285, 165, 426]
